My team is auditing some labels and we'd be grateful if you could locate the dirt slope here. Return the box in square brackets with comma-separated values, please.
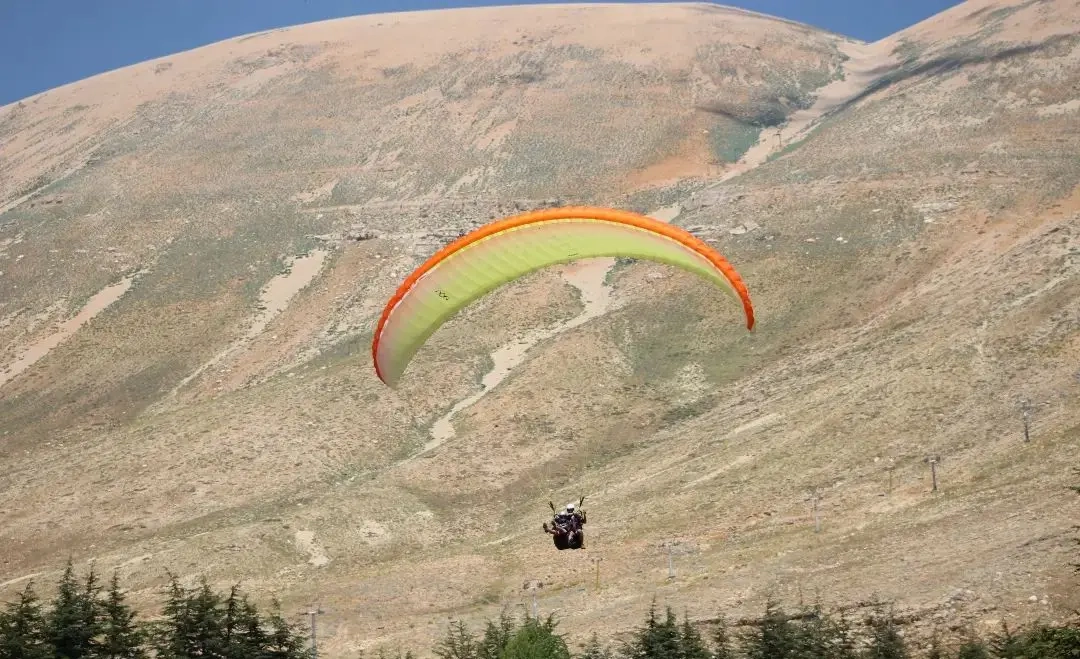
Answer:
[2, 1, 1079, 657]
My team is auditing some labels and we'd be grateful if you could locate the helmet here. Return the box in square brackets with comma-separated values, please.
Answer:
[566, 503, 576, 512]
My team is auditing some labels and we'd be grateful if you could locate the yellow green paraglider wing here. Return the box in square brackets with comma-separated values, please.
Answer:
[372, 206, 754, 387]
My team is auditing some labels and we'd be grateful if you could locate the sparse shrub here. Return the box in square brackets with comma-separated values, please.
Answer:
[660, 398, 715, 427]
[954, 636, 990, 659]
[1018, 622, 1080, 658]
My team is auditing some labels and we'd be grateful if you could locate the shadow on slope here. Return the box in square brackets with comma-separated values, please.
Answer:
[828, 33, 1078, 118]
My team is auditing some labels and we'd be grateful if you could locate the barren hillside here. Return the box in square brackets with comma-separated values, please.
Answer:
[1, 1, 1078, 658]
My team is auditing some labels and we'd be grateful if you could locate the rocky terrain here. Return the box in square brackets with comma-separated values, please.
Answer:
[1, 1, 1078, 657]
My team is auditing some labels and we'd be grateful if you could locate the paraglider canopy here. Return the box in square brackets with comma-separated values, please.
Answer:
[371, 205, 754, 387]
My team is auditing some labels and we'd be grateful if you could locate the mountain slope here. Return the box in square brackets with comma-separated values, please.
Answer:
[1, 1, 1078, 657]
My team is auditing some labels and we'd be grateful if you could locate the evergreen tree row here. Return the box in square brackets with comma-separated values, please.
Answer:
[427, 599, 1079, 659]
[3, 470, 1078, 658]
[3, 565, 1078, 659]
[0, 562, 309, 659]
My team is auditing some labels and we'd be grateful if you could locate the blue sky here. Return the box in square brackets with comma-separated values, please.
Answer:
[1, 0, 962, 107]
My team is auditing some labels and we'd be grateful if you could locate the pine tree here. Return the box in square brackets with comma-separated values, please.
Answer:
[231, 596, 269, 659]
[96, 571, 147, 659]
[829, 611, 859, 659]
[433, 620, 476, 659]
[0, 582, 54, 659]
[148, 574, 316, 659]
[260, 600, 309, 659]
[791, 605, 822, 659]
[710, 616, 734, 659]
[221, 585, 242, 657]
[79, 567, 105, 658]
[47, 559, 101, 659]
[678, 615, 711, 659]
[501, 616, 570, 659]
[477, 609, 516, 659]
[862, 603, 907, 659]
[217, 584, 281, 659]
[625, 603, 682, 659]
[742, 598, 799, 659]
[654, 607, 683, 659]
[186, 578, 227, 658]
[793, 604, 854, 659]
[577, 633, 610, 659]
[151, 574, 189, 659]
[152, 573, 228, 659]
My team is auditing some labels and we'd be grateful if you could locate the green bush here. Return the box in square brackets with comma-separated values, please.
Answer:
[502, 617, 570, 659]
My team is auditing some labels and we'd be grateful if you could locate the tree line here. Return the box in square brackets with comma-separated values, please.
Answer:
[0, 562, 309, 658]
[2, 470, 1077, 658]
[429, 596, 1079, 659]
[4, 568, 1078, 659]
